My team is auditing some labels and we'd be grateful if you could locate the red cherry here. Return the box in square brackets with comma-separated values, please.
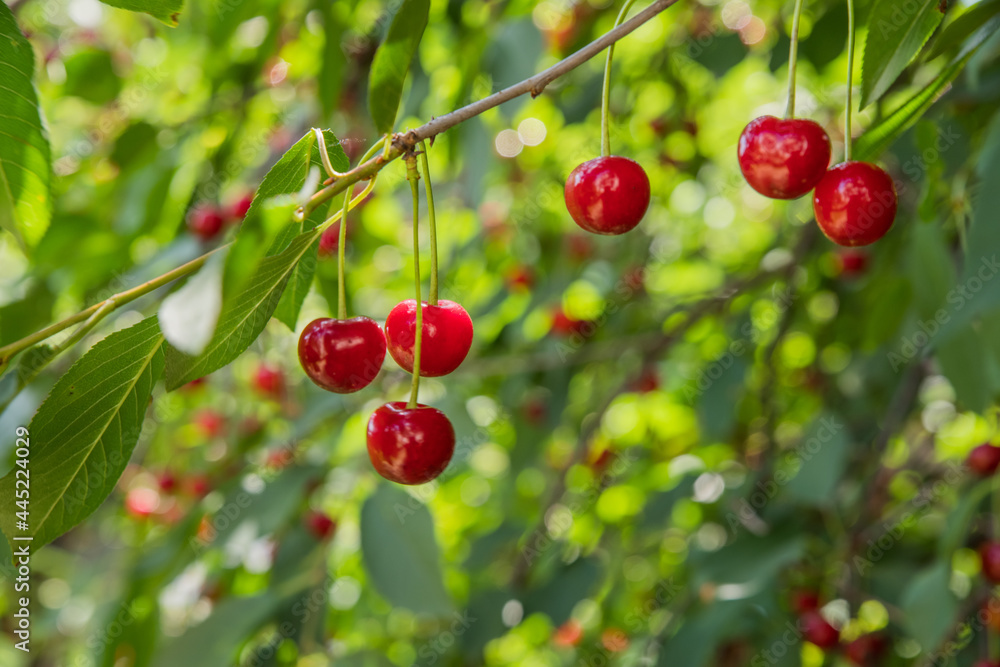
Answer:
[590, 448, 615, 473]
[187, 205, 227, 240]
[601, 628, 629, 652]
[125, 487, 159, 517]
[738, 116, 831, 199]
[566, 234, 594, 262]
[298, 317, 386, 393]
[791, 590, 821, 614]
[266, 448, 294, 469]
[157, 471, 178, 493]
[973, 661, 1000, 667]
[366, 402, 455, 485]
[228, 194, 253, 220]
[801, 611, 839, 650]
[635, 368, 659, 393]
[305, 511, 337, 540]
[506, 266, 535, 291]
[318, 222, 341, 258]
[846, 634, 887, 666]
[188, 474, 211, 498]
[813, 162, 897, 247]
[553, 620, 584, 647]
[194, 410, 225, 438]
[967, 443, 1000, 476]
[564, 156, 651, 235]
[384, 300, 474, 377]
[550, 309, 592, 337]
[837, 249, 870, 276]
[182, 377, 207, 391]
[981, 542, 1000, 583]
[252, 363, 284, 398]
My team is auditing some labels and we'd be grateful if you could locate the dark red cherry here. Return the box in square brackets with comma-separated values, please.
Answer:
[304, 511, 337, 540]
[188, 205, 226, 240]
[384, 300, 473, 377]
[837, 249, 869, 276]
[801, 611, 839, 650]
[790, 590, 821, 614]
[967, 443, 1000, 476]
[252, 363, 284, 399]
[318, 222, 341, 258]
[845, 634, 887, 666]
[366, 402, 455, 485]
[813, 162, 897, 247]
[564, 156, 650, 235]
[981, 541, 1000, 583]
[298, 317, 386, 393]
[228, 193, 253, 220]
[738, 116, 831, 199]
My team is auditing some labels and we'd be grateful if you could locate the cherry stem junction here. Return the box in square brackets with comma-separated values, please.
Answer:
[600, 0, 640, 157]
[405, 155, 424, 409]
[785, 0, 805, 118]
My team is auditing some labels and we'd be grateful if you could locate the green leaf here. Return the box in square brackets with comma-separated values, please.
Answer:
[360, 485, 454, 616]
[855, 13, 1000, 161]
[317, 0, 348, 120]
[656, 600, 749, 667]
[367, 0, 431, 134]
[164, 226, 322, 390]
[860, 0, 945, 108]
[0, 317, 165, 550]
[97, 0, 185, 26]
[785, 414, 850, 505]
[938, 477, 992, 557]
[0, 3, 52, 252]
[900, 561, 958, 651]
[225, 129, 347, 330]
[928, 0, 1000, 60]
[151, 593, 283, 667]
[522, 557, 602, 625]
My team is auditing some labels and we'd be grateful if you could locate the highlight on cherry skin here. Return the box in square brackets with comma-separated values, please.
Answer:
[366, 402, 456, 485]
[297, 316, 387, 394]
[384, 299, 474, 377]
[813, 161, 898, 247]
[564, 155, 651, 235]
[737, 115, 832, 200]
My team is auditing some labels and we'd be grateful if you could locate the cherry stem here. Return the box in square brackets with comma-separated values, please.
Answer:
[845, 0, 855, 161]
[417, 141, 439, 306]
[336, 189, 350, 320]
[313, 128, 341, 179]
[601, 0, 640, 157]
[785, 0, 805, 119]
[405, 155, 423, 409]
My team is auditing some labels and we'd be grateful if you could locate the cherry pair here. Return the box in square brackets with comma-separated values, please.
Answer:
[187, 193, 253, 241]
[297, 299, 473, 393]
[738, 116, 897, 247]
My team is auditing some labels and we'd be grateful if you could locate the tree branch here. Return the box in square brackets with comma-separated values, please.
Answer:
[0, 0, 679, 372]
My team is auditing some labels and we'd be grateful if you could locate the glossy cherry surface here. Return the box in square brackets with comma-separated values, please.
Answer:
[981, 542, 1000, 583]
[564, 156, 650, 235]
[813, 161, 897, 247]
[738, 116, 831, 199]
[967, 443, 1000, 476]
[385, 300, 473, 377]
[298, 317, 386, 393]
[366, 402, 455, 485]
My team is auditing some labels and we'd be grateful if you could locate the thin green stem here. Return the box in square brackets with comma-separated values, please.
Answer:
[785, 0, 806, 118]
[0, 247, 223, 365]
[845, 0, 856, 161]
[417, 142, 439, 306]
[405, 155, 423, 409]
[313, 128, 341, 179]
[337, 189, 351, 320]
[601, 0, 640, 157]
